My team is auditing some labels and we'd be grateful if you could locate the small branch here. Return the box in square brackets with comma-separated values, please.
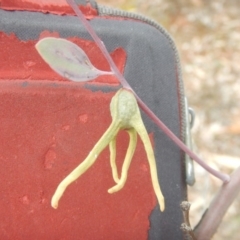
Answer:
[66, 0, 230, 183]
[180, 201, 196, 240]
[194, 165, 240, 239]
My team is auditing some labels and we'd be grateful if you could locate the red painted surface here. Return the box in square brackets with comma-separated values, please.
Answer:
[0, 28, 157, 238]
[1, 32, 126, 85]
[0, 0, 97, 18]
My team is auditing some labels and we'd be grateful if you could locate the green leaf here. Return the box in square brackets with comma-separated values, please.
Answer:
[35, 37, 112, 82]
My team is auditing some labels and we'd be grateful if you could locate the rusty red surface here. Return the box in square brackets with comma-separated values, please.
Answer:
[0, 29, 157, 238]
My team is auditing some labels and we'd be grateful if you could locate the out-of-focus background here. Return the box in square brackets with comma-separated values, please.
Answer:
[97, 0, 240, 239]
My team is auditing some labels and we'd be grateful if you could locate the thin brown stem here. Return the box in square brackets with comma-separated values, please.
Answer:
[180, 201, 196, 240]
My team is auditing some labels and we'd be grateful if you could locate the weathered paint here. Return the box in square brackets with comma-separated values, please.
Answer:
[0, 32, 125, 85]
[0, 27, 157, 239]
[0, 0, 97, 17]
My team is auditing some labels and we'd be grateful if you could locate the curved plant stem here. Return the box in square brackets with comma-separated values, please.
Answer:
[136, 97, 230, 182]
[194, 166, 240, 239]
[66, 0, 230, 183]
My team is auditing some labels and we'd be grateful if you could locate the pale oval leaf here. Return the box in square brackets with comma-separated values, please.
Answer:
[35, 37, 112, 82]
